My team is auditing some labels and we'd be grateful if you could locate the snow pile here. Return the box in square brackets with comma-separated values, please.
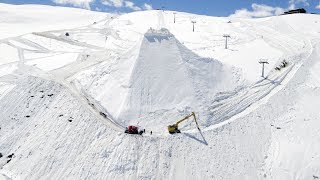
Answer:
[75, 28, 244, 131]
[73, 11, 308, 133]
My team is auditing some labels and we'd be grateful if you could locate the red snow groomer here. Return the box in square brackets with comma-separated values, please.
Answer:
[125, 125, 144, 135]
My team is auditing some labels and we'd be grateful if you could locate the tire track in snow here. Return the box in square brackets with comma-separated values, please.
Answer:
[202, 42, 312, 133]
[207, 64, 293, 128]
[1, 28, 126, 132]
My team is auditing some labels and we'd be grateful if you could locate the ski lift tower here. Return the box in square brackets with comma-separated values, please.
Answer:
[223, 34, 230, 49]
[173, 12, 176, 23]
[259, 59, 269, 78]
[191, 21, 196, 32]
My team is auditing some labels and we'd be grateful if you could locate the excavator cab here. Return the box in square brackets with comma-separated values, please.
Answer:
[168, 124, 181, 134]
[168, 112, 200, 134]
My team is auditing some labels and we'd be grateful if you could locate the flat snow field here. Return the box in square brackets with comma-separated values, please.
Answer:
[0, 3, 320, 180]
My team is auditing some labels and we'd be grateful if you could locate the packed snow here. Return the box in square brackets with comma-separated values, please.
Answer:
[0, 3, 320, 179]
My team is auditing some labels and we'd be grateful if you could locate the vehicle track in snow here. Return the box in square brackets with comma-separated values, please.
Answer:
[207, 64, 294, 126]
[0, 16, 128, 132]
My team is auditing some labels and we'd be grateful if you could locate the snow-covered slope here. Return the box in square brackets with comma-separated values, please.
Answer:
[0, 3, 320, 179]
[0, 3, 108, 39]
[262, 40, 320, 180]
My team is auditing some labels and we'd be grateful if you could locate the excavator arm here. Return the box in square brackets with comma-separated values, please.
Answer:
[168, 112, 201, 134]
[175, 113, 194, 125]
[191, 112, 201, 130]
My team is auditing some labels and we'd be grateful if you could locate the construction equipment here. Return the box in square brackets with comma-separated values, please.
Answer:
[168, 112, 201, 134]
[125, 125, 144, 135]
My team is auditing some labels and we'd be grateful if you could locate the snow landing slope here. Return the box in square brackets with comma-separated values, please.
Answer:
[0, 3, 320, 179]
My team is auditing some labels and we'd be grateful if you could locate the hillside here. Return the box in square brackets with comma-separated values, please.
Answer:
[0, 3, 320, 179]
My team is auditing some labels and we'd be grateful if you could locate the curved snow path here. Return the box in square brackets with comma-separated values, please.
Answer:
[0, 53, 124, 131]
[0, 15, 127, 131]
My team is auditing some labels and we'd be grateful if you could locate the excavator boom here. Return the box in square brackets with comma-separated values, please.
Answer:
[175, 113, 193, 125]
[168, 112, 201, 134]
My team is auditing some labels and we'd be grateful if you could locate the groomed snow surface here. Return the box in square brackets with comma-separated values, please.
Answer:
[0, 3, 320, 179]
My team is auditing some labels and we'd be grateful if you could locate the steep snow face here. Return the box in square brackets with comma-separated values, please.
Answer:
[73, 26, 247, 132]
[114, 28, 242, 130]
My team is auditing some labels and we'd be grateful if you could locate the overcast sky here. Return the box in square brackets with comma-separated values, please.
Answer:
[1, 0, 320, 17]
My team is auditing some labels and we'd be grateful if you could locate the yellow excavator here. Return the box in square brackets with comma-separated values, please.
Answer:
[168, 112, 201, 134]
